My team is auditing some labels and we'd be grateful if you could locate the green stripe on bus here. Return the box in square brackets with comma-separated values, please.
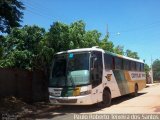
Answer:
[113, 70, 130, 95]
[61, 87, 74, 97]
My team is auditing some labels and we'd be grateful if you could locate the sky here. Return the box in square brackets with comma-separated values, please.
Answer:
[22, 0, 160, 66]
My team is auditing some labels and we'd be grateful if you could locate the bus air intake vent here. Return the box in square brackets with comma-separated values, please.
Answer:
[57, 99, 77, 103]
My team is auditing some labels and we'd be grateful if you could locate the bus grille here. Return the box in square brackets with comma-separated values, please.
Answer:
[57, 99, 77, 103]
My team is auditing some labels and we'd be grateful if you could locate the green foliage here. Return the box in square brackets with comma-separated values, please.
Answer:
[0, 35, 5, 59]
[0, 0, 25, 33]
[83, 30, 101, 48]
[114, 45, 124, 55]
[0, 25, 53, 71]
[152, 59, 160, 81]
[3, 25, 45, 52]
[34, 39, 54, 71]
[99, 35, 114, 52]
[47, 22, 70, 53]
[126, 49, 139, 59]
[113, 47, 140, 60]
[47, 20, 102, 51]
[144, 63, 150, 76]
[0, 20, 142, 74]
[0, 50, 32, 69]
[69, 20, 86, 48]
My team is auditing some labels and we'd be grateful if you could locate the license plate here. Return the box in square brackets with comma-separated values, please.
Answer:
[53, 90, 61, 97]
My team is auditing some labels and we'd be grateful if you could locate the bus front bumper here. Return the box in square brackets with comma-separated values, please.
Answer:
[49, 95, 93, 105]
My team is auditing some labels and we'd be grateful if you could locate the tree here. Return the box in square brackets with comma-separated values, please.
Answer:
[0, 35, 5, 59]
[0, 25, 52, 71]
[99, 35, 114, 52]
[114, 45, 124, 55]
[2, 25, 46, 53]
[144, 64, 150, 74]
[144, 63, 150, 78]
[83, 30, 101, 48]
[0, 19, 143, 76]
[125, 49, 139, 59]
[69, 20, 86, 49]
[152, 59, 160, 81]
[47, 20, 101, 52]
[47, 21, 70, 53]
[0, 0, 25, 33]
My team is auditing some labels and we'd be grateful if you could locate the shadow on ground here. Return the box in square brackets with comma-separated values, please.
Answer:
[22, 92, 147, 119]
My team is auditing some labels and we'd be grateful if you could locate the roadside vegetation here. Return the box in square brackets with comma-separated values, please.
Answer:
[2, 0, 160, 84]
[0, 1, 146, 73]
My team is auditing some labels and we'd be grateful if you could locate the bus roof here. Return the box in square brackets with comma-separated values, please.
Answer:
[56, 47, 104, 54]
[56, 47, 144, 63]
[105, 51, 144, 63]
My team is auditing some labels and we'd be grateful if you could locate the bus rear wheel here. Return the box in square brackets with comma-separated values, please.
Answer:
[131, 84, 138, 97]
[98, 89, 111, 107]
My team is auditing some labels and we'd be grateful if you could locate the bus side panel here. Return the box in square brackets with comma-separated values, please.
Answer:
[112, 70, 146, 96]
[125, 71, 146, 94]
[113, 70, 130, 95]
[103, 70, 121, 98]
[91, 84, 103, 104]
[127, 71, 146, 91]
[136, 80, 146, 91]
[124, 71, 135, 93]
[106, 70, 146, 98]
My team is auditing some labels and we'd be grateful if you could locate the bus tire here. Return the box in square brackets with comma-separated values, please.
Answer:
[98, 89, 111, 107]
[131, 84, 138, 97]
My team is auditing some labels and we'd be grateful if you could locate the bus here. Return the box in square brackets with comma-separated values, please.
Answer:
[48, 46, 146, 107]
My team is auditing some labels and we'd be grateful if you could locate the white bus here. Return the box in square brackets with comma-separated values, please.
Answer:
[49, 47, 146, 107]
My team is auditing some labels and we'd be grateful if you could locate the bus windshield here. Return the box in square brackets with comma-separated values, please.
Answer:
[49, 52, 90, 87]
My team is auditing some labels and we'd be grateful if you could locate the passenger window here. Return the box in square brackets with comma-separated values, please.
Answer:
[141, 63, 144, 71]
[123, 59, 131, 70]
[131, 61, 136, 71]
[115, 57, 123, 70]
[104, 54, 113, 70]
[136, 62, 141, 71]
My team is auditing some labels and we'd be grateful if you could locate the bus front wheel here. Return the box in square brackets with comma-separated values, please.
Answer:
[98, 89, 111, 107]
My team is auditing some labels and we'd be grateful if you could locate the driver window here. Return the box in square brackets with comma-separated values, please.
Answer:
[91, 51, 103, 87]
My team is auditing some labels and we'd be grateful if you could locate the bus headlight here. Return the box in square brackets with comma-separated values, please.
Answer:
[73, 87, 91, 96]
[80, 90, 91, 96]
[49, 92, 54, 96]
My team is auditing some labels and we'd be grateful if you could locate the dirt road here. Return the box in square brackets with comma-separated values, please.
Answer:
[25, 84, 160, 119]
[91, 84, 160, 114]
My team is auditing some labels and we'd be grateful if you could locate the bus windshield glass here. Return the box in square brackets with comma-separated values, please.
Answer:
[49, 52, 90, 87]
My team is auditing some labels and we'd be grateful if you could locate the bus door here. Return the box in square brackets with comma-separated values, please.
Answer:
[90, 51, 103, 103]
